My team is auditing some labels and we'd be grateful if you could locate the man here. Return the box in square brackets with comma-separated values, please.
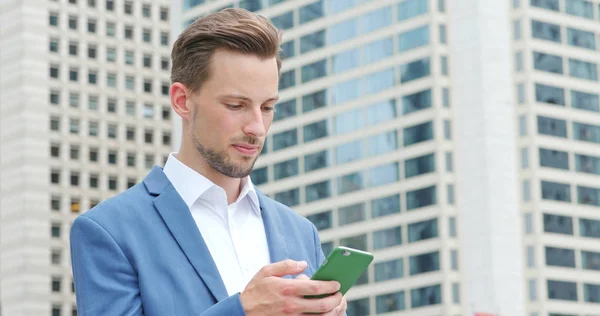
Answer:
[70, 8, 347, 316]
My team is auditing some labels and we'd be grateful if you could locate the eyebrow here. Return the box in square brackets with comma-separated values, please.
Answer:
[221, 93, 279, 103]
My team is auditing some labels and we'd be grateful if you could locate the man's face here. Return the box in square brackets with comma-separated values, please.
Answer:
[188, 49, 279, 178]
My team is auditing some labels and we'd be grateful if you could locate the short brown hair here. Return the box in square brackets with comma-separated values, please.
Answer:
[171, 8, 282, 92]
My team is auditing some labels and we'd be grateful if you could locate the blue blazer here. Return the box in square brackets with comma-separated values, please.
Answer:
[70, 166, 327, 315]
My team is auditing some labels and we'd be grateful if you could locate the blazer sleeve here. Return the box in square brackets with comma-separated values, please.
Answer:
[70, 215, 143, 316]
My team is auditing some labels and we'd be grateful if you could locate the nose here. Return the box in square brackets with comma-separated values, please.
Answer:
[242, 106, 267, 138]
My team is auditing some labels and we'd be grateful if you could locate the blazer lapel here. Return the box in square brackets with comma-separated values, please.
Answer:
[144, 167, 228, 302]
[257, 191, 290, 265]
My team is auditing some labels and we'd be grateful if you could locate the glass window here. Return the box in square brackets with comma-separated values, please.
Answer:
[274, 187, 300, 207]
[403, 89, 432, 115]
[445, 152, 453, 172]
[330, 78, 361, 105]
[301, 59, 327, 83]
[537, 115, 567, 138]
[334, 108, 363, 135]
[335, 139, 364, 164]
[535, 83, 564, 105]
[372, 194, 400, 218]
[239, 0, 262, 11]
[339, 203, 366, 226]
[545, 246, 576, 268]
[303, 119, 329, 143]
[337, 171, 364, 195]
[439, 24, 447, 44]
[373, 226, 401, 250]
[405, 153, 435, 178]
[299, 1, 323, 24]
[271, 11, 294, 30]
[400, 57, 430, 83]
[541, 180, 571, 202]
[304, 150, 329, 172]
[447, 184, 455, 204]
[300, 30, 325, 54]
[410, 251, 440, 275]
[569, 58, 598, 81]
[302, 90, 327, 113]
[360, 6, 392, 34]
[250, 167, 267, 185]
[273, 158, 298, 180]
[444, 120, 452, 140]
[531, 20, 561, 43]
[451, 249, 458, 270]
[68, 15, 78, 30]
[531, 0, 559, 11]
[346, 298, 369, 316]
[544, 213, 573, 235]
[328, 18, 359, 45]
[529, 279, 537, 301]
[519, 115, 527, 136]
[565, 0, 594, 19]
[106, 21, 115, 36]
[573, 122, 600, 143]
[364, 68, 395, 95]
[375, 258, 403, 282]
[273, 129, 297, 151]
[582, 251, 600, 270]
[581, 218, 600, 238]
[575, 154, 600, 175]
[340, 234, 367, 251]
[584, 283, 600, 303]
[408, 218, 438, 243]
[517, 83, 525, 104]
[406, 186, 436, 210]
[525, 212, 533, 234]
[452, 283, 460, 304]
[366, 100, 396, 126]
[515, 51, 523, 72]
[279, 69, 295, 90]
[281, 40, 294, 60]
[399, 25, 430, 52]
[442, 88, 450, 107]
[567, 28, 596, 50]
[49, 12, 59, 26]
[306, 180, 331, 203]
[514, 20, 521, 40]
[274, 99, 296, 121]
[362, 37, 393, 65]
[404, 121, 434, 146]
[332, 48, 359, 74]
[539, 148, 569, 170]
[533, 52, 563, 74]
[547, 280, 578, 301]
[398, 0, 428, 21]
[368, 131, 397, 156]
[49, 38, 59, 53]
[306, 210, 332, 231]
[578, 185, 600, 206]
[369, 162, 399, 187]
[411, 284, 442, 308]
[571, 90, 599, 112]
[376, 291, 405, 313]
[449, 217, 457, 237]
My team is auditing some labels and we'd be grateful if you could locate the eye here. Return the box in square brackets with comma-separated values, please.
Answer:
[226, 104, 242, 110]
[262, 106, 275, 113]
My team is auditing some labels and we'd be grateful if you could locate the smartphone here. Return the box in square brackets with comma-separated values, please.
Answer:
[306, 246, 374, 298]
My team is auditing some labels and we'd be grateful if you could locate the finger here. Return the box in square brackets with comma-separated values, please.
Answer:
[338, 297, 347, 316]
[300, 292, 343, 314]
[256, 259, 307, 278]
[295, 274, 310, 280]
[284, 279, 340, 297]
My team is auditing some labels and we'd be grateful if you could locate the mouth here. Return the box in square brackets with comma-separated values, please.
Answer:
[232, 144, 259, 156]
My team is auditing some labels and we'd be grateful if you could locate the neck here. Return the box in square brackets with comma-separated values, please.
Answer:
[177, 144, 241, 205]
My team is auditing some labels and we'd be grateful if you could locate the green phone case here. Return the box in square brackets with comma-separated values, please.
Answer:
[308, 246, 374, 298]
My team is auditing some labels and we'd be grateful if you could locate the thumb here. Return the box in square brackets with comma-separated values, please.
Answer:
[295, 274, 310, 280]
[257, 259, 308, 278]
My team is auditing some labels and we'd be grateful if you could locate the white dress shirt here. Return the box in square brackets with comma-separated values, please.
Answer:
[163, 153, 271, 296]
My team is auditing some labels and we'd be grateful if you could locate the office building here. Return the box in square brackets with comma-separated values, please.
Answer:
[0, 0, 173, 315]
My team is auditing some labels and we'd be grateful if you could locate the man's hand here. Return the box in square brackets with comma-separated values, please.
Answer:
[240, 260, 343, 315]
[296, 274, 347, 316]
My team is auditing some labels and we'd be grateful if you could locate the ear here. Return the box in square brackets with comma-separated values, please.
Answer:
[170, 82, 193, 122]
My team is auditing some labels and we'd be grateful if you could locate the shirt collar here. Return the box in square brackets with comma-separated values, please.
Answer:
[163, 153, 261, 215]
